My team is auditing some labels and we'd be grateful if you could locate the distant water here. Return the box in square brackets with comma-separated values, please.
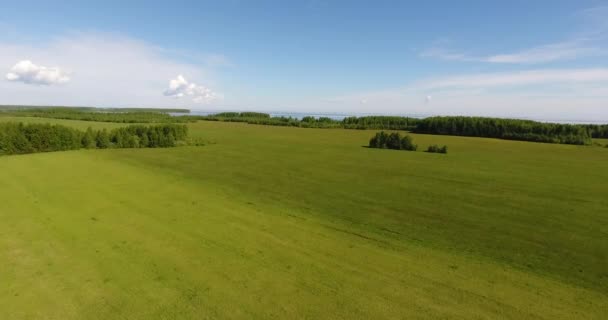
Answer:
[175, 110, 608, 125]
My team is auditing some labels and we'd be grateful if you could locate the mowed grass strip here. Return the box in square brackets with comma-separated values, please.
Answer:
[1, 119, 607, 319]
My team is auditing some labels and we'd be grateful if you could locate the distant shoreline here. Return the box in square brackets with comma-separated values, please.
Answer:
[184, 110, 608, 125]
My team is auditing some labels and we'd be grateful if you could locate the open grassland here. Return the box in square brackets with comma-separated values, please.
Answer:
[1, 119, 607, 319]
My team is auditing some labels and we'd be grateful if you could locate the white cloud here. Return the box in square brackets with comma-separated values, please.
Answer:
[421, 41, 604, 64]
[421, 6, 608, 65]
[164, 75, 219, 104]
[485, 41, 602, 64]
[0, 32, 222, 107]
[6, 60, 70, 85]
[419, 48, 473, 62]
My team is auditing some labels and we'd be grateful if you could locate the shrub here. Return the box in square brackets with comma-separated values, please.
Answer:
[369, 131, 417, 151]
[400, 135, 417, 151]
[427, 145, 448, 154]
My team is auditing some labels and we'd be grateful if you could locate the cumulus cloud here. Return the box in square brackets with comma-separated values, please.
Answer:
[164, 75, 219, 103]
[0, 33, 222, 107]
[6, 60, 70, 85]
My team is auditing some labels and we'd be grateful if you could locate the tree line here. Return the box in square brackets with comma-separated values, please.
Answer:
[2, 107, 607, 145]
[0, 107, 192, 123]
[0, 122, 189, 155]
[413, 116, 593, 145]
[343, 116, 420, 130]
[202, 113, 607, 145]
[581, 124, 608, 139]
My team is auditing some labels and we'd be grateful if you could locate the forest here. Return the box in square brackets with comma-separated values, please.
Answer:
[413, 116, 593, 145]
[0, 122, 189, 155]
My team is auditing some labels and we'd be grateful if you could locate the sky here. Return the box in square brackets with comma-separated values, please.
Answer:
[0, 0, 607, 120]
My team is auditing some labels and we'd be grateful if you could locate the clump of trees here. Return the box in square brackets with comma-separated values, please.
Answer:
[369, 131, 417, 151]
[343, 116, 419, 130]
[0, 122, 190, 155]
[0, 122, 82, 154]
[108, 124, 188, 148]
[426, 145, 448, 154]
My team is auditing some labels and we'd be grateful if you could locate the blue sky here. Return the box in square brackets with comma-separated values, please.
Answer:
[1, 1, 607, 120]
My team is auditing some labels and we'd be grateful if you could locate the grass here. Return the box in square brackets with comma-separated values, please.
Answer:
[1, 119, 607, 319]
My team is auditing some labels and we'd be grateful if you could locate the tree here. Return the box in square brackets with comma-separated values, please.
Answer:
[96, 129, 111, 149]
[81, 127, 96, 148]
[369, 131, 417, 151]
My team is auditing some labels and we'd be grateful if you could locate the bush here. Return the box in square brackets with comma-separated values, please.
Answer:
[369, 131, 417, 151]
[426, 145, 448, 154]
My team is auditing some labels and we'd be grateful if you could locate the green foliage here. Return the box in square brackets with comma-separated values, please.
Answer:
[414, 116, 592, 145]
[239, 112, 271, 118]
[426, 144, 448, 154]
[581, 124, 608, 138]
[96, 129, 111, 149]
[109, 124, 188, 148]
[0, 107, 193, 123]
[0, 122, 82, 154]
[369, 131, 417, 151]
[2, 106, 607, 146]
[0, 122, 189, 155]
[211, 112, 271, 119]
[81, 127, 97, 149]
[197, 113, 608, 146]
[343, 116, 419, 130]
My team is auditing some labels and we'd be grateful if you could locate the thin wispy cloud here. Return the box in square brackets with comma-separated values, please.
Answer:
[326, 67, 608, 120]
[416, 68, 608, 89]
[421, 40, 604, 64]
[484, 41, 601, 64]
[419, 48, 473, 62]
[421, 5, 608, 65]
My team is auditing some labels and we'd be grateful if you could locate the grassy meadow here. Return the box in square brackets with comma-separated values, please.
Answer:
[1, 118, 607, 319]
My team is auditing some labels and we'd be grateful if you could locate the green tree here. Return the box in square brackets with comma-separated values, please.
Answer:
[96, 129, 111, 149]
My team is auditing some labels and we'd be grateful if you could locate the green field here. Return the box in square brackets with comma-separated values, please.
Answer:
[1, 119, 607, 319]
